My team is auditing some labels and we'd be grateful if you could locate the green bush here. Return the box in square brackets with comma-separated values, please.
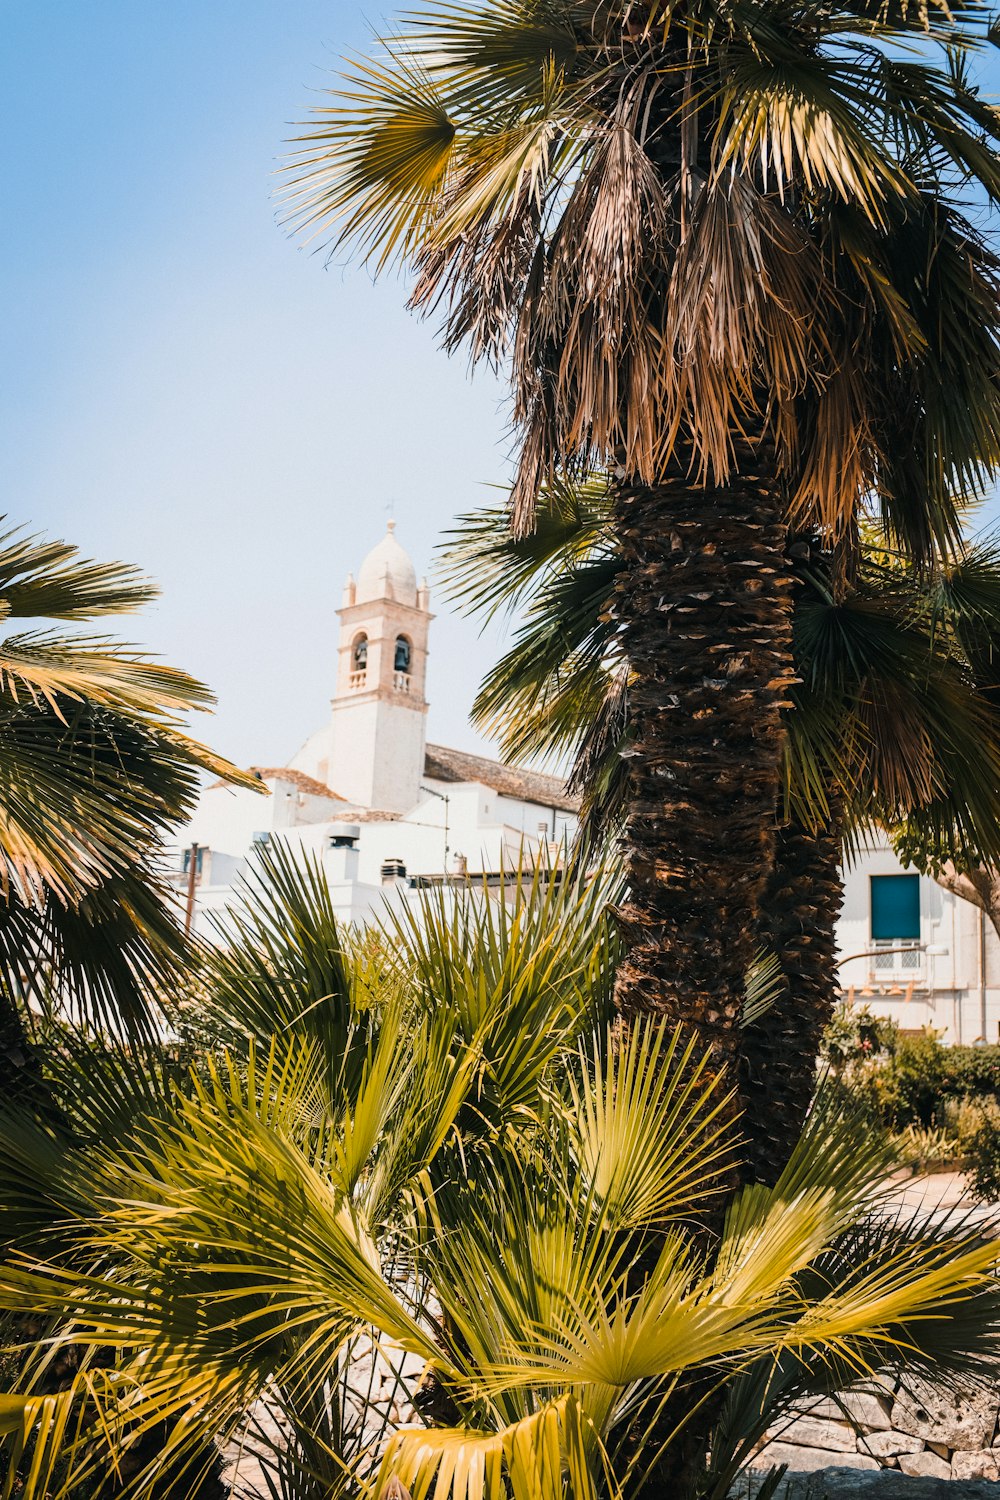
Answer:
[963, 1102, 1000, 1202]
[866, 1037, 1000, 1131]
[873, 1032, 947, 1129]
[824, 1003, 1000, 1191]
[821, 1003, 897, 1072]
[940, 1045, 1000, 1101]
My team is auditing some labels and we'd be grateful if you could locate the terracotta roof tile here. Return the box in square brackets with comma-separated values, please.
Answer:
[423, 744, 579, 814]
[249, 767, 346, 800]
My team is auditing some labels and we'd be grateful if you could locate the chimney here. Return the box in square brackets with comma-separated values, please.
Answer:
[381, 857, 407, 885]
[326, 823, 361, 882]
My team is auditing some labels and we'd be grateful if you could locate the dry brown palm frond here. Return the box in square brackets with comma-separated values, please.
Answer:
[789, 349, 882, 539]
[411, 182, 545, 363]
[502, 149, 853, 517]
[660, 177, 830, 486]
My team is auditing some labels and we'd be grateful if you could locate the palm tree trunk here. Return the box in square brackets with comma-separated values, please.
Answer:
[739, 805, 844, 1186]
[609, 455, 794, 1494]
[610, 452, 795, 1071]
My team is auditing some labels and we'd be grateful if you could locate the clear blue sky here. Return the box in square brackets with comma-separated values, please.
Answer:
[1, 4, 999, 771]
[0, 0, 512, 767]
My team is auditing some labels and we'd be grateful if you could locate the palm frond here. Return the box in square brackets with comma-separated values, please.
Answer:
[438, 475, 614, 622]
[0, 523, 156, 621]
[567, 1020, 737, 1230]
[199, 840, 365, 1078]
[383, 859, 621, 1124]
[375, 1394, 601, 1500]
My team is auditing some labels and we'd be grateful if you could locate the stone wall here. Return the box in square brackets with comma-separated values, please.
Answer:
[752, 1376, 1000, 1483]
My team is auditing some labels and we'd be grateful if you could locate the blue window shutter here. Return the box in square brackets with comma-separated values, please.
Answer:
[870, 875, 920, 941]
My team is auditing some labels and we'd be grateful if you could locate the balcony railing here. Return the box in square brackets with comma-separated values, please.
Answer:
[871, 941, 922, 979]
[394, 671, 411, 693]
[349, 669, 367, 690]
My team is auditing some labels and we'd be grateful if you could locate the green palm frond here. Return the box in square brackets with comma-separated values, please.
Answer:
[741, 950, 784, 1028]
[0, 631, 216, 719]
[384, 858, 622, 1122]
[199, 840, 364, 1070]
[706, 1200, 1000, 1498]
[0, 519, 258, 1067]
[567, 1020, 736, 1230]
[0, 869, 188, 1039]
[789, 563, 1000, 860]
[438, 478, 624, 790]
[0, 702, 209, 904]
[375, 1394, 602, 1500]
[439, 477, 614, 622]
[0, 523, 156, 621]
[283, 46, 460, 269]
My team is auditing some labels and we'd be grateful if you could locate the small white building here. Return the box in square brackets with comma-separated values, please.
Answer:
[175, 523, 578, 936]
[836, 836, 1000, 1045]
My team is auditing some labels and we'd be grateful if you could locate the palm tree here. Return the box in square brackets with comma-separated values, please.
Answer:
[439, 493, 1000, 1181]
[2, 848, 999, 1500]
[283, 0, 1000, 1067]
[891, 534, 1000, 933]
[0, 519, 256, 1107]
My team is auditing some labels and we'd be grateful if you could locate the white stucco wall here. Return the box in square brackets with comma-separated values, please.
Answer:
[179, 775, 351, 859]
[835, 833, 999, 1044]
[176, 770, 575, 939]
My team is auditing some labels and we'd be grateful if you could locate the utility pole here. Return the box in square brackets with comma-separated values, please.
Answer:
[419, 786, 450, 872]
[183, 842, 200, 938]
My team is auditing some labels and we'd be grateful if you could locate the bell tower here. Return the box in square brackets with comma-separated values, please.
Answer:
[291, 523, 432, 812]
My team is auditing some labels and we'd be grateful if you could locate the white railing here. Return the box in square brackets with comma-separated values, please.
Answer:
[872, 941, 922, 979]
[394, 672, 411, 693]
[349, 670, 367, 690]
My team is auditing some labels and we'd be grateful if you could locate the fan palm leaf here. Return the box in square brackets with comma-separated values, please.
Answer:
[0, 520, 257, 1083]
[285, 0, 1000, 547]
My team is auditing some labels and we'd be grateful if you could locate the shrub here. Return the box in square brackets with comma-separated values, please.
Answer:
[893, 1122, 963, 1170]
[873, 1031, 947, 1129]
[821, 1003, 897, 1073]
[940, 1045, 1000, 1101]
[947, 1096, 1000, 1203]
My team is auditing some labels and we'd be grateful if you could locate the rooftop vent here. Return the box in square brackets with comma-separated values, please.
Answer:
[328, 823, 361, 849]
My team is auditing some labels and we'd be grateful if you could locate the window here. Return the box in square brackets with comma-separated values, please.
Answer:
[870, 874, 920, 941]
[870, 875, 921, 974]
[182, 847, 205, 875]
[351, 634, 368, 688]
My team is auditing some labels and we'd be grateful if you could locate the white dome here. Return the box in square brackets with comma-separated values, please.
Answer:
[355, 521, 417, 606]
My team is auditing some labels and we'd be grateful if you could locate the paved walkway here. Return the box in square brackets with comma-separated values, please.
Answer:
[882, 1169, 1000, 1229]
[886, 1169, 971, 1209]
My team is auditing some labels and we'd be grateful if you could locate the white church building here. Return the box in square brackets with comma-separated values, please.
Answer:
[176, 523, 1000, 1045]
[177, 522, 578, 933]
